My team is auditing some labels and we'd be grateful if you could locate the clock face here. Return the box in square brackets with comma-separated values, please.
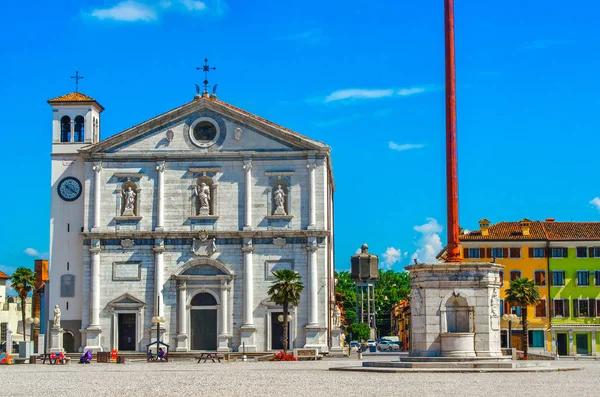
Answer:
[57, 177, 82, 202]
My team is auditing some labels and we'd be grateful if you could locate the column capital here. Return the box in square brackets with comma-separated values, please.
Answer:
[241, 243, 254, 253]
[92, 162, 103, 173]
[306, 244, 318, 253]
[243, 159, 252, 171]
[153, 245, 165, 253]
[306, 163, 317, 170]
[156, 161, 166, 173]
[177, 280, 187, 291]
[89, 246, 102, 254]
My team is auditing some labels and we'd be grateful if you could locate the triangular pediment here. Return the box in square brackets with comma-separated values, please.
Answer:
[81, 96, 329, 156]
[107, 293, 145, 308]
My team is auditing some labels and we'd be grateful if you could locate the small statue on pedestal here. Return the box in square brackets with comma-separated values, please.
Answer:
[53, 305, 61, 328]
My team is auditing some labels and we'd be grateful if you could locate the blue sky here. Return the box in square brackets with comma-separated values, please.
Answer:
[1, 0, 599, 278]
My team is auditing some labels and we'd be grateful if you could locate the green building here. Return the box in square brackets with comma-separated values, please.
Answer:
[546, 222, 600, 356]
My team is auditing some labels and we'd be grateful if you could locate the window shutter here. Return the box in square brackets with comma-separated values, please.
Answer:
[590, 247, 595, 258]
[486, 248, 492, 258]
[550, 272, 554, 286]
[544, 247, 549, 258]
[463, 248, 470, 259]
[562, 271, 566, 285]
[573, 299, 578, 318]
[597, 301, 600, 318]
[564, 299, 570, 318]
[504, 301, 509, 316]
[529, 247, 534, 258]
[563, 247, 568, 258]
[503, 248, 509, 258]
[590, 299, 596, 318]
[550, 300, 555, 317]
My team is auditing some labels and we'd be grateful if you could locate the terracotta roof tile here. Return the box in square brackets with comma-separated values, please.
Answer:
[461, 221, 547, 241]
[0, 271, 10, 279]
[48, 92, 104, 111]
[543, 222, 600, 240]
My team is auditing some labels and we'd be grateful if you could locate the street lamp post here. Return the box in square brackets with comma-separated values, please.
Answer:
[502, 313, 519, 349]
[151, 295, 165, 354]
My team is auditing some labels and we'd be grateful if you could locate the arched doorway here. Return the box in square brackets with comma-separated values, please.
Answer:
[446, 295, 470, 333]
[190, 292, 218, 350]
[63, 331, 75, 353]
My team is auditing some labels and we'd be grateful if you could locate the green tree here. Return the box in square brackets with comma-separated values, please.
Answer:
[335, 269, 410, 336]
[348, 322, 371, 342]
[505, 278, 540, 358]
[267, 269, 304, 352]
[11, 267, 36, 341]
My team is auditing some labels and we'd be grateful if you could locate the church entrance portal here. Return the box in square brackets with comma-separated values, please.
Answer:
[270, 312, 292, 351]
[190, 293, 218, 351]
[118, 313, 136, 351]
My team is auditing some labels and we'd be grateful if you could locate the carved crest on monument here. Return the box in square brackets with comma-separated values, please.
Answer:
[191, 231, 217, 256]
[120, 239, 135, 249]
[273, 237, 286, 247]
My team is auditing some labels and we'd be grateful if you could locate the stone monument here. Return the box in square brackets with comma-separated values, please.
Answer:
[195, 182, 211, 215]
[329, 305, 344, 355]
[404, 0, 503, 358]
[121, 187, 136, 216]
[49, 304, 64, 353]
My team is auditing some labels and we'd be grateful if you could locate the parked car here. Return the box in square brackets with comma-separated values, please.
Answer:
[350, 340, 360, 348]
[378, 340, 400, 351]
[366, 339, 376, 347]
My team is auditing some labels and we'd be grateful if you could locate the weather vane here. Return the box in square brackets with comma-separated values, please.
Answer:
[196, 58, 216, 94]
[70, 71, 84, 92]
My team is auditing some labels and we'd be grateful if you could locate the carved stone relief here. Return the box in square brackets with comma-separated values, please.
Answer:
[190, 231, 218, 257]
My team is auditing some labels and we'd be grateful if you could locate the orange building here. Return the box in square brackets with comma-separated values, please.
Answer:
[390, 299, 410, 350]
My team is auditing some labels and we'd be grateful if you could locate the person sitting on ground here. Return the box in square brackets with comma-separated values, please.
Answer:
[79, 350, 92, 364]
[157, 347, 166, 360]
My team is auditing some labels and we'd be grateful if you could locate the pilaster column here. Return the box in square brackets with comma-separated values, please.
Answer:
[220, 281, 229, 335]
[307, 241, 319, 326]
[243, 159, 252, 229]
[155, 161, 165, 231]
[592, 330, 597, 356]
[242, 240, 254, 327]
[307, 162, 317, 228]
[153, 240, 165, 318]
[92, 163, 102, 231]
[88, 242, 101, 329]
[176, 281, 188, 352]
[70, 120, 75, 143]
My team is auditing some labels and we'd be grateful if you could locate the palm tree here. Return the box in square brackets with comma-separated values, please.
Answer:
[267, 269, 304, 352]
[11, 267, 36, 342]
[505, 277, 540, 358]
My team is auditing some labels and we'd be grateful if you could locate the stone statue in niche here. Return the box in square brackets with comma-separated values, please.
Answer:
[273, 185, 287, 215]
[195, 182, 211, 215]
[121, 186, 136, 216]
[53, 304, 61, 328]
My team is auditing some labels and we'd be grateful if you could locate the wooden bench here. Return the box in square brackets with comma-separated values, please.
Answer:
[195, 352, 223, 363]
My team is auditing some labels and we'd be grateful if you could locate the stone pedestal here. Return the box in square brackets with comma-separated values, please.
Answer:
[217, 334, 231, 352]
[304, 325, 328, 353]
[5, 329, 12, 353]
[83, 326, 103, 352]
[175, 334, 188, 352]
[49, 327, 64, 353]
[37, 334, 45, 355]
[329, 328, 344, 355]
[406, 261, 503, 358]
[239, 326, 257, 353]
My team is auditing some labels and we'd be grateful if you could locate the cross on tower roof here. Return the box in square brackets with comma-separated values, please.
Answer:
[70, 71, 84, 92]
[196, 58, 216, 95]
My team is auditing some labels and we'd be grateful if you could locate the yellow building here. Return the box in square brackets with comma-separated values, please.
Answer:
[459, 218, 551, 352]
[390, 299, 410, 351]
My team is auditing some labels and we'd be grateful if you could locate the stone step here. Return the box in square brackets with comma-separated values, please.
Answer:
[364, 361, 514, 369]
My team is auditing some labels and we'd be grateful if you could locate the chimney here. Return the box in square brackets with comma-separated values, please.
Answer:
[479, 219, 490, 236]
[546, 218, 555, 222]
[520, 218, 532, 236]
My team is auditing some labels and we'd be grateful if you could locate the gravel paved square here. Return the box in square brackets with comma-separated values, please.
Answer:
[0, 358, 596, 397]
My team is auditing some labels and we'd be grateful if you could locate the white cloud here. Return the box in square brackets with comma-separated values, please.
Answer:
[24, 248, 40, 257]
[382, 247, 402, 269]
[91, 1, 158, 21]
[591, 197, 600, 211]
[412, 218, 443, 264]
[275, 28, 329, 44]
[322, 85, 438, 104]
[388, 142, 425, 152]
[180, 0, 206, 10]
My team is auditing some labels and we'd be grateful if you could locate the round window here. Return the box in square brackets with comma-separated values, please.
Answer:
[189, 118, 220, 147]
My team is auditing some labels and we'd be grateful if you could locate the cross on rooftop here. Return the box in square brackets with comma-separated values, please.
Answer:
[70, 71, 84, 92]
[196, 59, 216, 94]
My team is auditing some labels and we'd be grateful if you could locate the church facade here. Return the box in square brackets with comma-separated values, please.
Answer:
[48, 90, 335, 353]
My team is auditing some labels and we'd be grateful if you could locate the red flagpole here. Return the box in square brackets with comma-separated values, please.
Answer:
[445, 0, 461, 262]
